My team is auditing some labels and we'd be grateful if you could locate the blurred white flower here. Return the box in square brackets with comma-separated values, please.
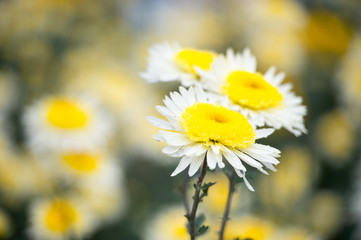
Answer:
[23, 95, 113, 152]
[199, 48, 307, 136]
[141, 42, 217, 86]
[29, 196, 96, 240]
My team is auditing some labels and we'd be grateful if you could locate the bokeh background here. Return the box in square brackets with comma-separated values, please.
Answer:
[0, 0, 360, 239]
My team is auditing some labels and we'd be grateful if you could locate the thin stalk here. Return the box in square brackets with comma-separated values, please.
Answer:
[188, 159, 208, 240]
[219, 170, 237, 240]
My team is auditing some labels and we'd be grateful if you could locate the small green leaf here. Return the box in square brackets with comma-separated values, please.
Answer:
[194, 213, 205, 229]
[196, 225, 209, 236]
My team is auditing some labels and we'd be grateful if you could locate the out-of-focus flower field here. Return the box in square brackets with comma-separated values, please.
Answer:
[0, 0, 360, 239]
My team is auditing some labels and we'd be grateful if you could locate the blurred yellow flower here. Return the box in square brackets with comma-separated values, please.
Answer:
[141, 6, 226, 49]
[200, 172, 251, 215]
[29, 196, 95, 240]
[210, 215, 276, 240]
[23, 95, 113, 152]
[0, 151, 56, 205]
[315, 109, 355, 164]
[78, 180, 127, 223]
[141, 42, 217, 86]
[236, 0, 307, 75]
[258, 146, 315, 210]
[248, 31, 306, 75]
[240, 0, 307, 32]
[303, 10, 352, 56]
[143, 205, 207, 240]
[337, 34, 361, 124]
[302, 192, 343, 236]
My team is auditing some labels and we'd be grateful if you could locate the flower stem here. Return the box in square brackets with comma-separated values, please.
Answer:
[219, 170, 237, 240]
[188, 158, 208, 240]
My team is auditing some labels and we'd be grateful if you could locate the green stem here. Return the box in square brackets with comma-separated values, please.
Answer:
[219, 170, 237, 240]
[187, 158, 208, 240]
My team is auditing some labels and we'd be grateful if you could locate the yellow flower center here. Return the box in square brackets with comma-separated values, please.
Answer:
[47, 99, 88, 129]
[62, 153, 99, 173]
[180, 103, 255, 148]
[223, 71, 283, 109]
[45, 200, 78, 233]
[174, 49, 214, 74]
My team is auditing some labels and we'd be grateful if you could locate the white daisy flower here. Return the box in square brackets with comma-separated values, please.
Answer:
[29, 196, 96, 240]
[23, 95, 112, 152]
[140, 42, 217, 86]
[147, 86, 281, 191]
[198, 48, 307, 136]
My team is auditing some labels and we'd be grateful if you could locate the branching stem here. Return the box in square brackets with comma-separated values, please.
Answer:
[187, 159, 208, 240]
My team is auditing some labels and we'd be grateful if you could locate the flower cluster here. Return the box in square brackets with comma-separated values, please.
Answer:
[142, 42, 307, 191]
[0, 94, 128, 240]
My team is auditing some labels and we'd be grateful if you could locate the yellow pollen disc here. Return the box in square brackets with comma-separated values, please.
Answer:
[62, 153, 99, 173]
[174, 49, 215, 74]
[45, 200, 78, 233]
[180, 103, 256, 148]
[47, 99, 88, 129]
[223, 71, 283, 109]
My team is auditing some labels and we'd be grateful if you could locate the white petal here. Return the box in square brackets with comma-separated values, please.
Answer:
[263, 162, 277, 172]
[211, 144, 220, 155]
[244, 150, 280, 165]
[223, 147, 246, 171]
[171, 156, 193, 176]
[184, 143, 208, 157]
[255, 128, 275, 139]
[188, 154, 206, 177]
[235, 169, 254, 192]
[249, 143, 281, 156]
[232, 149, 263, 168]
[218, 161, 225, 168]
[162, 145, 181, 155]
[153, 134, 165, 142]
[146, 116, 173, 130]
[194, 86, 207, 102]
[159, 130, 193, 146]
[206, 149, 217, 170]
[163, 96, 182, 116]
[170, 91, 187, 111]
[155, 105, 176, 119]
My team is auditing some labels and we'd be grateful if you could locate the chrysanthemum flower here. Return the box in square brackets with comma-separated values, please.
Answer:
[141, 42, 217, 86]
[147, 86, 280, 191]
[23, 95, 112, 152]
[29, 196, 95, 240]
[199, 48, 307, 136]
